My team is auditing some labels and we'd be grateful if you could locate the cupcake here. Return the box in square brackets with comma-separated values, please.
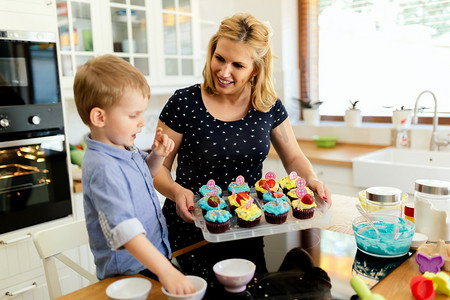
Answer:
[228, 191, 252, 215]
[279, 171, 304, 194]
[287, 186, 314, 201]
[228, 175, 250, 194]
[198, 194, 227, 215]
[199, 179, 222, 197]
[262, 200, 290, 224]
[262, 190, 288, 204]
[291, 194, 317, 219]
[255, 173, 279, 199]
[204, 209, 232, 234]
[235, 199, 262, 228]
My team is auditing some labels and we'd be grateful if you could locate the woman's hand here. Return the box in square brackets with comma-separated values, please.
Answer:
[308, 179, 332, 207]
[173, 186, 195, 222]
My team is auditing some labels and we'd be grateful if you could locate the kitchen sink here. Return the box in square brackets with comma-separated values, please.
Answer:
[352, 147, 450, 194]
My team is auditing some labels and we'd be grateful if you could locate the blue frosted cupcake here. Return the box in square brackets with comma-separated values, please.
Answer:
[228, 175, 250, 194]
[262, 190, 288, 204]
[199, 180, 222, 197]
[198, 195, 227, 215]
[204, 210, 232, 233]
[262, 201, 290, 224]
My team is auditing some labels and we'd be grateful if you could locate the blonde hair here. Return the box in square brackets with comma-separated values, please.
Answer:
[73, 54, 150, 125]
[202, 13, 277, 112]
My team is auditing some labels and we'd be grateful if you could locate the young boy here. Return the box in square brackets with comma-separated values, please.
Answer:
[73, 54, 194, 295]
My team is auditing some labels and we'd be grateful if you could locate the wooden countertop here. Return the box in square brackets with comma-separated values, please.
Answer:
[268, 140, 388, 167]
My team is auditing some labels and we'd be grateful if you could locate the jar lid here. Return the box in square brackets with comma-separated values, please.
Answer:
[366, 186, 402, 203]
[415, 179, 450, 195]
[404, 203, 414, 217]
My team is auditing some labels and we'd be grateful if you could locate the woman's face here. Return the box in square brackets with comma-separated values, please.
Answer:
[211, 38, 256, 96]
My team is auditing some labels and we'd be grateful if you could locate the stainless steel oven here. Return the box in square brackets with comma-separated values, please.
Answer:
[0, 29, 72, 234]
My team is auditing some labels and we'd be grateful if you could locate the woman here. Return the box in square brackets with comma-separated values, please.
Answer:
[154, 13, 331, 282]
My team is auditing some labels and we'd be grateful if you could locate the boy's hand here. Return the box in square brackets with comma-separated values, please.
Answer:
[159, 268, 196, 295]
[152, 128, 175, 157]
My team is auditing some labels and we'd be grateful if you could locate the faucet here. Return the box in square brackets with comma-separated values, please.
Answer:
[413, 90, 449, 151]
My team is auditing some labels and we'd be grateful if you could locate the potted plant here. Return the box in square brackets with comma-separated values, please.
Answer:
[388, 106, 413, 128]
[298, 98, 323, 126]
[345, 100, 362, 127]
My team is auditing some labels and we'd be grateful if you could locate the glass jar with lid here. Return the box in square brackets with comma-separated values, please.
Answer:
[414, 179, 450, 242]
[359, 186, 407, 216]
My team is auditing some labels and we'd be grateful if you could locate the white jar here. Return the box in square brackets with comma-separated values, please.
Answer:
[414, 179, 450, 242]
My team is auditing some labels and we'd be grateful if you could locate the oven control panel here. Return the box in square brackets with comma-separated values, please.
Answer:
[0, 103, 64, 134]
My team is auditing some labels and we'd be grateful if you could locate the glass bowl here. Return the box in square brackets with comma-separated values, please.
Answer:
[352, 214, 415, 257]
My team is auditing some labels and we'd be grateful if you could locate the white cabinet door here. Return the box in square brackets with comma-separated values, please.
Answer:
[0, 0, 57, 32]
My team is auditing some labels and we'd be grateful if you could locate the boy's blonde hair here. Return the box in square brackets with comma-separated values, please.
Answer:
[74, 54, 150, 125]
[202, 13, 277, 112]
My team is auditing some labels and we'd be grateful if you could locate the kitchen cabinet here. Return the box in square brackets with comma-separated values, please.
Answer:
[55, 0, 202, 98]
[0, 0, 57, 32]
[0, 216, 94, 300]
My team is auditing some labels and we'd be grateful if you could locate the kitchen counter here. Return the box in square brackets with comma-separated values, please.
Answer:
[268, 140, 388, 167]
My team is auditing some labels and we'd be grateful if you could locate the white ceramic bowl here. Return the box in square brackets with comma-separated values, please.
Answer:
[161, 275, 207, 300]
[213, 258, 256, 293]
[106, 277, 151, 300]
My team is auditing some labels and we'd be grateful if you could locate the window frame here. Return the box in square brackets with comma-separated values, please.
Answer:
[299, 0, 450, 126]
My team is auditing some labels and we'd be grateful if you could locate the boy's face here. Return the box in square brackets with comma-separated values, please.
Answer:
[100, 90, 148, 149]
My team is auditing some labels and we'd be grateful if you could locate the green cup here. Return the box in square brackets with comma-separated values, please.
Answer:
[82, 29, 93, 51]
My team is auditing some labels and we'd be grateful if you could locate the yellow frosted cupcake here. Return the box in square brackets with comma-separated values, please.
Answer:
[291, 194, 317, 219]
[228, 191, 251, 215]
[235, 199, 262, 228]
[279, 171, 304, 194]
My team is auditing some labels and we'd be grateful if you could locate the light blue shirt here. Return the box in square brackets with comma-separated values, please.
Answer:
[82, 135, 171, 280]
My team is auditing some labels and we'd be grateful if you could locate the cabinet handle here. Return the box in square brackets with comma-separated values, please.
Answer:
[5, 282, 37, 296]
[0, 233, 32, 245]
[45, 0, 53, 5]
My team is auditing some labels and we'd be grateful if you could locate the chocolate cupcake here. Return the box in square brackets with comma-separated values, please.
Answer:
[255, 172, 279, 199]
[262, 190, 288, 204]
[235, 201, 262, 228]
[204, 209, 232, 233]
[228, 191, 251, 215]
[291, 194, 317, 220]
[198, 194, 227, 216]
[262, 200, 290, 224]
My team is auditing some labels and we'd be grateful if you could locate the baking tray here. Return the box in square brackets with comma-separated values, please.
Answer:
[193, 188, 331, 242]
[0, 164, 48, 192]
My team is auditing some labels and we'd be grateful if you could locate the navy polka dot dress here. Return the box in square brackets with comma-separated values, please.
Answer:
[159, 84, 288, 278]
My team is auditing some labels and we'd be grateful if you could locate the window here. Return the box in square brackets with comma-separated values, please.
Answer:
[162, 0, 194, 76]
[303, 0, 450, 122]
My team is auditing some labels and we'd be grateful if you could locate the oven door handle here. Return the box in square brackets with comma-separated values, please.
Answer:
[0, 134, 65, 148]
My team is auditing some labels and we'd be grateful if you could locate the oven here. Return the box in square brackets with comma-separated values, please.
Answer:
[0, 29, 72, 234]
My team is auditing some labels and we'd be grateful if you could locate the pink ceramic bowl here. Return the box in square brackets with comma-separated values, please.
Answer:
[213, 258, 256, 293]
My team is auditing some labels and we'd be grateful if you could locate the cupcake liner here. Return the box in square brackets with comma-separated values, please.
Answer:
[264, 211, 288, 224]
[292, 207, 315, 219]
[237, 216, 261, 228]
[205, 219, 230, 233]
